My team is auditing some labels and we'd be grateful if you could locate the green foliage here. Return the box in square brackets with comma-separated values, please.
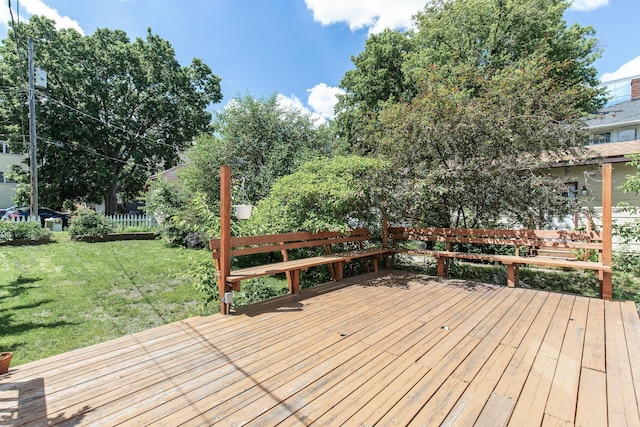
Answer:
[336, 29, 415, 143]
[145, 177, 221, 245]
[335, 0, 604, 228]
[614, 153, 640, 245]
[0, 221, 50, 242]
[613, 251, 640, 275]
[180, 94, 337, 206]
[612, 252, 640, 302]
[62, 200, 76, 213]
[407, 0, 603, 112]
[231, 278, 288, 309]
[242, 155, 390, 234]
[191, 254, 221, 310]
[5, 165, 30, 207]
[619, 153, 640, 195]
[144, 178, 194, 245]
[371, 60, 591, 228]
[67, 209, 116, 237]
[0, 16, 222, 213]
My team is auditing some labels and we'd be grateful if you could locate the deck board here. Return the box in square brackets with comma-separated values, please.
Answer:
[1, 270, 638, 426]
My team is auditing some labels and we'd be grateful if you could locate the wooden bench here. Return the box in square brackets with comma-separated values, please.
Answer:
[387, 227, 612, 296]
[209, 228, 388, 295]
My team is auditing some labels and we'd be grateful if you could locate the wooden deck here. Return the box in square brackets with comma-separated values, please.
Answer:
[1, 271, 639, 426]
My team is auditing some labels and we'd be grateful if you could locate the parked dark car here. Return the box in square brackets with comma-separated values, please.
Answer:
[2, 206, 71, 228]
[1, 206, 29, 220]
[0, 207, 16, 217]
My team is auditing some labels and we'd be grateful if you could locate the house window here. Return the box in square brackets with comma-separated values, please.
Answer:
[0, 172, 4, 183]
[591, 132, 611, 144]
[0, 141, 13, 154]
[564, 182, 578, 200]
[618, 128, 637, 142]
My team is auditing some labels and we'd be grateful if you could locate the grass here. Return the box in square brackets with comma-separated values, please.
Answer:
[0, 232, 212, 366]
[397, 254, 640, 305]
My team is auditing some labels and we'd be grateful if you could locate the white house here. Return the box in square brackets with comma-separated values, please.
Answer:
[0, 141, 25, 208]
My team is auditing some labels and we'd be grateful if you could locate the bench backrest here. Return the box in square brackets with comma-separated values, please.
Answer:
[209, 228, 372, 260]
[388, 227, 603, 251]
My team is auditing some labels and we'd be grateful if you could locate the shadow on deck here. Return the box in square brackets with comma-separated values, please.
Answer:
[1, 270, 639, 426]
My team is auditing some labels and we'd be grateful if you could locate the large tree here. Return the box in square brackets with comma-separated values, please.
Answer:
[334, 29, 415, 147]
[0, 16, 222, 213]
[336, 0, 606, 227]
[146, 93, 340, 242]
[178, 93, 338, 206]
[407, 0, 604, 112]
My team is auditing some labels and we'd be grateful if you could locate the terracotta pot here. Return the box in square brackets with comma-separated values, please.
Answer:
[0, 352, 12, 374]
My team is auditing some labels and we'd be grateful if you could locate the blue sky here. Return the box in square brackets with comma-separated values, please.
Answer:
[1, 0, 639, 120]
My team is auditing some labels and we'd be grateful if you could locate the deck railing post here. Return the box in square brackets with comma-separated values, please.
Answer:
[220, 165, 232, 314]
[601, 163, 613, 300]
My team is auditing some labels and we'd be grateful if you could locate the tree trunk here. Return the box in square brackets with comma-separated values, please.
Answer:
[104, 184, 118, 215]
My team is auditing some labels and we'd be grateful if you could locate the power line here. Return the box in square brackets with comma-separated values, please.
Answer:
[7, 0, 29, 148]
[35, 135, 159, 173]
[38, 90, 189, 152]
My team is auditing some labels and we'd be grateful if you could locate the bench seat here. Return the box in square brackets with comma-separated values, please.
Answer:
[227, 248, 389, 285]
[211, 229, 388, 301]
[387, 225, 612, 295]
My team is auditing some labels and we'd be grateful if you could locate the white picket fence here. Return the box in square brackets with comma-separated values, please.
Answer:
[3, 213, 158, 230]
[1, 215, 41, 224]
[108, 214, 158, 230]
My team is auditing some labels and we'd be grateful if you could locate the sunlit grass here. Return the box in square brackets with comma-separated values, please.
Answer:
[0, 232, 212, 366]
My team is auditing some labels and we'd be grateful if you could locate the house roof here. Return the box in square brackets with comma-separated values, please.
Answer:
[548, 140, 640, 168]
[148, 164, 184, 182]
[585, 99, 640, 130]
[584, 140, 640, 160]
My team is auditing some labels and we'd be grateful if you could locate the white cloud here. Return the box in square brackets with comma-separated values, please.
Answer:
[305, 0, 424, 34]
[601, 56, 640, 82]
[0, 0, 84, 35]
[0, 4, 12, 27]
[276, 94, 326, 126]
[307, 83, 344, 120]
[570, 0, 609, 12]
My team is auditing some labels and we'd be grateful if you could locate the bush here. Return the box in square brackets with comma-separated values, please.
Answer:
[0, 221, 50, 242]
[231, 278, 288, 308]
[144, 179, 196, 246]
[67, 209, 116, 237]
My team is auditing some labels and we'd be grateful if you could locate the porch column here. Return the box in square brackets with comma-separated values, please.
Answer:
[219, 165, 232, 314]
[601, 163, 613, 300]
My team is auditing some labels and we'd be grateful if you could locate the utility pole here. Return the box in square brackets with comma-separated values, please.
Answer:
[28, 39, 38, 218]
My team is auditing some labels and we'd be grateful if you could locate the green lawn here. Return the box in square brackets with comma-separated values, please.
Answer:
[0, 233, 212, 366]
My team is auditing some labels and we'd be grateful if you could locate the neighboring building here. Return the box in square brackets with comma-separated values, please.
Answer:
[552, 76, 640, 208]
[600, 74, 640, 107]
[586, 76, 640, 145]
[549, 77, 640, 250]
[0, 141, 25, 208]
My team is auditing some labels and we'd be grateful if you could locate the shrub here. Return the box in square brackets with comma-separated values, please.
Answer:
[0, 221, 50, 242]
[67, 209, 116, 237]
[144, 179, 195, 246]
[231, 278, 287, 308]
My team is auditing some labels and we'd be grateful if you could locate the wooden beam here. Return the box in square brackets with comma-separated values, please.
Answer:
[219, 165, 232, 314]
[601, 163, 613, 300]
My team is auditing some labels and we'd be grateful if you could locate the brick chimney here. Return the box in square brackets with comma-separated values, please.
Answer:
[632, 78, 640, 100]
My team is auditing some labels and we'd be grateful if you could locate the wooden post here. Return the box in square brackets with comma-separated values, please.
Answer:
[381, 208, 390, 269]
[219, 166, 232, 314]
[601, 163, 613, 300]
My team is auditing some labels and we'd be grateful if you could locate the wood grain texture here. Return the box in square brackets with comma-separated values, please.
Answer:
[1, 271, 637, 426]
